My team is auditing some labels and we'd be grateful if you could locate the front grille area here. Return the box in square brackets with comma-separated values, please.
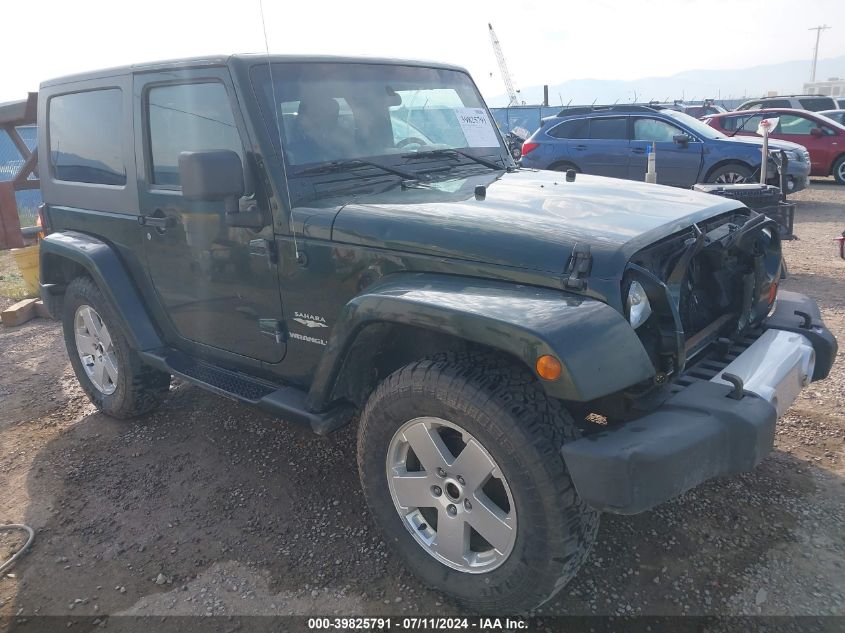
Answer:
[628, 210, 781, 384]
[670, 327, 764, 395]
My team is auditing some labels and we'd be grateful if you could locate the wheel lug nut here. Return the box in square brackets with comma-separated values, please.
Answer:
[436, 467, 447, 478]
[431, 485, 442, 497]
[457, 475, 465, 485]
[464, 499, 472, 511]
[447, 504, 457, 517]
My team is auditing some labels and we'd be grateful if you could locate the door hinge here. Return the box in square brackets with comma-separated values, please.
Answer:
[563, 244, 592, 290]
[259, 318, 287, 344]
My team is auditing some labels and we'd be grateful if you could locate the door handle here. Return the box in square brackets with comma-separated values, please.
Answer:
[138, 212, 177, 229]
[631, 147, 646, 154]
[573, 144, 588, 151]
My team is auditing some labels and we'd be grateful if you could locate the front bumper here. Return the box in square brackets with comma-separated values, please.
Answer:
[561, 291, 837, 515]
[786, 174, 808, 193]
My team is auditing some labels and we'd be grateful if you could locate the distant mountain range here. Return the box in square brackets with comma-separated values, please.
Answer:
[487, 55, 845, 107]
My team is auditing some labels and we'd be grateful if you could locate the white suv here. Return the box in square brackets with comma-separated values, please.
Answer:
[737, 95, 837, 112]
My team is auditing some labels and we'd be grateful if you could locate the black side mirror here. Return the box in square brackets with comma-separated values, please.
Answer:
[179, 150, 244, 211]
[179, 150, 263, 228]
[673, 134, 691, 147]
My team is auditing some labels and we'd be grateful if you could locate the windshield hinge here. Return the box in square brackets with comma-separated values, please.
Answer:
[259, 319, 287, 345]
[563, 244, 592, 290]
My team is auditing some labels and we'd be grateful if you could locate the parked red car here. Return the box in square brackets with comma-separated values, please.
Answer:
[704, 108, 845, 184]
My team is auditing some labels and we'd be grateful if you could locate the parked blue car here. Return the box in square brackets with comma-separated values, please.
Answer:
[520, 105, 811, 192]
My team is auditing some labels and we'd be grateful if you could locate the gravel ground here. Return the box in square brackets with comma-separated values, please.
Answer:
[0, 182, 843, 626]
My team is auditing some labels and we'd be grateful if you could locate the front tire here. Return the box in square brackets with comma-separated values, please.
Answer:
[357, 354, 598, 612]
[832, 155, 845, 185]
[707, 163, 753, 185]
[62, 276, 170, 418]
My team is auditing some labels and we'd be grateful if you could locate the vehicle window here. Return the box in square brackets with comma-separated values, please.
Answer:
[147, 82, 243, 187]
[390, 89, 468, 148]
[661, 110, 723, 139]
[722, 114, 764, 132]
[799, 98, 836, 112]
[49, 89, 126, 186]
[744, 102, 762, 110]
[633, 118, 684, 142]
[275, 97, 358, 163]
[764, 100, 791, 108]
[251, 63, 504, 168]
[547, 118, 589, 139]
[777, 114, 817, 135]
[588, 117, 628, 140]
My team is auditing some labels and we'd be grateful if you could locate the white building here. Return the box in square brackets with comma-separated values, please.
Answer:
[802, 78, 845, 97]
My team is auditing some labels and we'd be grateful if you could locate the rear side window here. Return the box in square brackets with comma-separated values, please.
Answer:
[548, 118, 589, 139]
[588, 117, 628, 140]
[49, 89, 126, 186]
[147, 82, 243, 186]
[798, 98, 836, 112]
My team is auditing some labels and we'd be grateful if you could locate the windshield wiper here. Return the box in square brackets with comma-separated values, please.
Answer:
[402, 148, 506, 171]
[292, 158, 419, 181]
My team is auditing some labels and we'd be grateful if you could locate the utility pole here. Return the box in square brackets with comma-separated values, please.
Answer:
[809, 25, 831, 83]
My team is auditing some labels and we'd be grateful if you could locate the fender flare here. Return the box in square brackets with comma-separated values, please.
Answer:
[306, 272, 656, 410]
[39, 231, 163, 351]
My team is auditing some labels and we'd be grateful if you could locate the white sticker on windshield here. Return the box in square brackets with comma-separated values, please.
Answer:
[454, 108, 500, 147]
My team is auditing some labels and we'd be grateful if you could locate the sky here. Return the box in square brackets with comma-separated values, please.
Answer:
[2, 0, 844, 104]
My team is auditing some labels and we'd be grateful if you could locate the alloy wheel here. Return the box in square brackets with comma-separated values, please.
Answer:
[74, 304, 118, 395]
[715, 171, 748, 184]
[386, 417, 517, 573]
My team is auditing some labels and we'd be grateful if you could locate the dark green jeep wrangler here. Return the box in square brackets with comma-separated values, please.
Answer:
[37, 55, 836, 612]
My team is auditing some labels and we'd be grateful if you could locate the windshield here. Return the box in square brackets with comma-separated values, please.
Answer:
[662, 109, 725, 139]
[250, 62, 507, 172]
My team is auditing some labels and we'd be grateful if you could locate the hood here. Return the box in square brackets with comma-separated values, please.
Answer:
[716, 134, 807, 152]
[329, 169, 742, 277]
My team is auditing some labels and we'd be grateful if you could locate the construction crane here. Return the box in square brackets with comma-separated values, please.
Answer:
[488, 23, 519, 106]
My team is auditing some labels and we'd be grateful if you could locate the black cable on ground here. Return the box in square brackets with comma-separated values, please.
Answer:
[0, 524, 34, 575]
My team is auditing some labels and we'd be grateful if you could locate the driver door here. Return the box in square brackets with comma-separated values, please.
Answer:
[629, 117, 703, 187]
[135, 68, 287, 363]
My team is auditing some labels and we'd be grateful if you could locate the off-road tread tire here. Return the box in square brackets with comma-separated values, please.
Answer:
[62, 276, 170, 419]
[357, 352, 599, 613]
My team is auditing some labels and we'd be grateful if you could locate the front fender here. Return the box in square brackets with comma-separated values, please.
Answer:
[39, 231, 162, 351]
[307, 273, 655, 409]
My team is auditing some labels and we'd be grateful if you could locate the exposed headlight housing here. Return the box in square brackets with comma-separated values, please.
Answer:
[627, 281, 653, 329]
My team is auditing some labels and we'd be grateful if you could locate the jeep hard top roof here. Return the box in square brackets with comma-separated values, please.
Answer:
[39, 54, 469, 89]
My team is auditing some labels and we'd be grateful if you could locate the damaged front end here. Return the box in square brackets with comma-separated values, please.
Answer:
[625, 210, 783, 387]
[562, 210, 837, 514]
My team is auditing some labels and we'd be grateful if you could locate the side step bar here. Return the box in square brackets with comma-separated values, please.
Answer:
[139, 349, 352, 435]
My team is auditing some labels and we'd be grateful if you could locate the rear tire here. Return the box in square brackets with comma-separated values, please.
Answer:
[356, 353, 598, 613]
[550, 161, 580, 173]
[832, 155, 845, 185]
[62, 276, 170, 419]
